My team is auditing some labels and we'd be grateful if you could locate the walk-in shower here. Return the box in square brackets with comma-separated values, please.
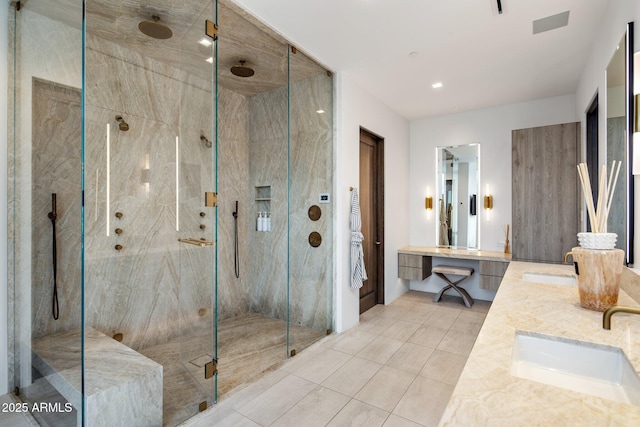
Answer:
[7, 0, 333, 425]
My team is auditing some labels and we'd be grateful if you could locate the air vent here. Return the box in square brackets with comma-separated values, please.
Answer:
[533, 11, 570, 35]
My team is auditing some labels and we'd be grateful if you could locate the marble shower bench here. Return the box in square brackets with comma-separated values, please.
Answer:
[31, 327, 162, 426]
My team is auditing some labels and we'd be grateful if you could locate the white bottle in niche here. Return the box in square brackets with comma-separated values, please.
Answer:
[266, 212, 271, 232]
[257, 212, 262, 232]
[260, 212, 266, 232]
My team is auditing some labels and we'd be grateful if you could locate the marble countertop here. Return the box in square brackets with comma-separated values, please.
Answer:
[398, 246, 511, 262]
[439, 261, 640, 426]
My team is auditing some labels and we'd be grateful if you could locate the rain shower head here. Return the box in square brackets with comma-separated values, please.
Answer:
[115, 115, 129, 131]
[231, 60, 255, 78]
[138, 15, 173, 40]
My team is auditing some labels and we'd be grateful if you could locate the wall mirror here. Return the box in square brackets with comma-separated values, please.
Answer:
[436, 143, 479, 249]
[605, 22, 634, 264]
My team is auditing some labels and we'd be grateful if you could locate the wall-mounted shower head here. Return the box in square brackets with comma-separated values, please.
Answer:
[139, 15, 173, 40]
[200, 135, 212, 148]
[115, 115, 129, 131]
[231, 60, 255, 78]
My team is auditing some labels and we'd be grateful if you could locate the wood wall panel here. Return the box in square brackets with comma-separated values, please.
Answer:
[512, 123, 579, 263]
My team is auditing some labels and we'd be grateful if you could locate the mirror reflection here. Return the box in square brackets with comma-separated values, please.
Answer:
[436, 144, 479, 249]
[605, 31, 629, 257]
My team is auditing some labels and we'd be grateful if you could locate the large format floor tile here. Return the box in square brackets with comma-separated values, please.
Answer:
[179, 290, 490, 427]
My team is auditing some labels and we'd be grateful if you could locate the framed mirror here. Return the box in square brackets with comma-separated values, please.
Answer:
[605, 22, 634, 264]
[436, 143, 479, 249]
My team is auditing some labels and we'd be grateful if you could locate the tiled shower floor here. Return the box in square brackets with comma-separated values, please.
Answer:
[140, 312, 326, 426]
[3, 313, 325, 427]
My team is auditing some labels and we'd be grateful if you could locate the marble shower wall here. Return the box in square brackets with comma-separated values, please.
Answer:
[248, 69, 333, 332]
[83, 32, 253, 350]
[31, 79, 82, 338]
[289, 72, 334, 332]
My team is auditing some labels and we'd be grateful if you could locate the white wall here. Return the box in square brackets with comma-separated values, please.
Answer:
[576, 0, 640, 264]
[335, 72, 410, 332]
[1, 0, 9, 395]
[409, 94, 578, 298]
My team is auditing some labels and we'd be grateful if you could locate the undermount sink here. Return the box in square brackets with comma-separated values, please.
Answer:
[511, 332, 640, 405]
[523, 272, 576, 286]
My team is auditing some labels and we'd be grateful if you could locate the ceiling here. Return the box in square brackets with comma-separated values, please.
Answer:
[230, 0, 611, 120]
[25, 0, 324, 97]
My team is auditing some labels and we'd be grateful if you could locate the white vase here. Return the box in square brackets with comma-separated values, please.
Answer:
[577, 232, 617, 250]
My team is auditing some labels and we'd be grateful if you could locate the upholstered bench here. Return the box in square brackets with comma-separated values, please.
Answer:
[432, 265, 475, 308]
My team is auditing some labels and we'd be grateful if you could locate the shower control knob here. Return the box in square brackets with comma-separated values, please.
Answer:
[115, 244, 123, 251]
[115, 228, 123, 235]
[200, 212, 206, 217]
[200, 224, 206, 230]
[115, 212, 123, 219]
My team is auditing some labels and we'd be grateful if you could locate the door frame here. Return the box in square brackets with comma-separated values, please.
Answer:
[359, 128, 385, 313]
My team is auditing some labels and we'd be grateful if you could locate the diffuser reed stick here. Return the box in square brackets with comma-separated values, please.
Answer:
[503, 224, 510, 254]
[577, 161, 622, 233]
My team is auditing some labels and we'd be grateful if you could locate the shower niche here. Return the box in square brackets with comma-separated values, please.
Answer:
[255, 185, 271, 232]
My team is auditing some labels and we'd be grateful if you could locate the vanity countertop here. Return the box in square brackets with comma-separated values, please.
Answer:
[398, 246, 511, 262]
[439, 261, 640, 426]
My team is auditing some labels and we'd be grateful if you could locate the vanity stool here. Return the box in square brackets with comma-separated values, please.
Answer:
[432, 265, 475, 308]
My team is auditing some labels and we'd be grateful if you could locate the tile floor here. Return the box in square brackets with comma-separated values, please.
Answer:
[182, 291, 491, 427]
[0, 290, 490, 427]
[0, 394, 36, 427]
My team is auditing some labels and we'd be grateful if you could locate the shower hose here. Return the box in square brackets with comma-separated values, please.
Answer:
[48, 194, 59, 320]
[234, 201, 239, 278]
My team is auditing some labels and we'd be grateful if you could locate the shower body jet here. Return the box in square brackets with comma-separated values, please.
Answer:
[200, 135, 212, 148]
[115, 115, 129, 131]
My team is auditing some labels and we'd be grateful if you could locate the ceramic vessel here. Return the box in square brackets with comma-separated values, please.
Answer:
[577, 232, 617, 250]
[570, 247, 625, 311]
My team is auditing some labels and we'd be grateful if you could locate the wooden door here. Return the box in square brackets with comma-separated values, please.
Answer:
[512, 123, 579, 263]
[359, 129, 384, 314]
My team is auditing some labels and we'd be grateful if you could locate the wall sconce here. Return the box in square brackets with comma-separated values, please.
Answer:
[484, 194, 493, 210]
[425, 196, 433, 210]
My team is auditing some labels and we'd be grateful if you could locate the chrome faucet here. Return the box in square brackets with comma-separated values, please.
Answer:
[603, 306, 640, 330]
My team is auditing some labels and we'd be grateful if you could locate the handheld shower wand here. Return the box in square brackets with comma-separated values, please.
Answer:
[47, 194, 59, 320]
[233, 201, 239, 278]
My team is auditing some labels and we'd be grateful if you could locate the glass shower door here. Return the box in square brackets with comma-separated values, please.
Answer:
[9, 1, 84, 425]
[81, 0, 218, 424]
[176, 0, 218, 420]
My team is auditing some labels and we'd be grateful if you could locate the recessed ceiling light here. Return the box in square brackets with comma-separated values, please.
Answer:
[316, 109, 325, 114]
[199, 38, 213, 47]
[432, 82, 443, 89]
[206, 57, 213, 64]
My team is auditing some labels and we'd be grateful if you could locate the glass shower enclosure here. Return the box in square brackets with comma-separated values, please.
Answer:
[8, 0, 333, 425]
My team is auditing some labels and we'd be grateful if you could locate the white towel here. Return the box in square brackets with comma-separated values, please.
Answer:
[350, 188, 368, 289]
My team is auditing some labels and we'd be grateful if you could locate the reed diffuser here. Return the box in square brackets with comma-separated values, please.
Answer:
[571, 161, 625, 312]
[576, 161, 621, 249]
[503, 224, 510, 254]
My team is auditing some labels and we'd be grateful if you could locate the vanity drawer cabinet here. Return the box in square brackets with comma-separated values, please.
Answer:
[479, 260, 509, 291]
[398, 254, 432, 281]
